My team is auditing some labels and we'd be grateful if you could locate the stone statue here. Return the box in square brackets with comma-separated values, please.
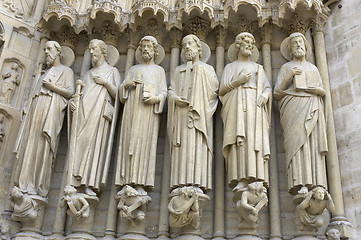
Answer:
[10, 186, 38, 221]
[14, 41, 74, 197]
[70, 39, 120, 196]
[0, 113, 5, 147]
[115, 36, 167, 196]
[220, 32, 271, 191]
[60, 185, 90, 219]
[167, 34, 219, 191]
[296, 187, 335, 232]
[235, 181, 268, 230]
[116, 185, 151, 226]
[1, 62, 20, 104]
[274, 32, 328, 195]
[168, 186, 203, 229]
[326, 228, 341, 240]
[0, 223, 10, 240]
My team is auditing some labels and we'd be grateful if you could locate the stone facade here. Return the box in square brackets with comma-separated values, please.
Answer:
[0, 0, 359, 239]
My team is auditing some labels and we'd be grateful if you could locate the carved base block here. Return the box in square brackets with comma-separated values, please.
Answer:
[233, 235, 263, 240]
[327, 216, 354, 239]
[102, 231, 116, 240]
[174, 234, 204, 240]
[156, 236, 170, 240]
[292, 236, 319, 240]
[65, 232, 96, 240]
[13, 230, 44, 240]
[70, 195, 99, 235]
[47, 233, 65, 240]
[119, 233, 149, 240]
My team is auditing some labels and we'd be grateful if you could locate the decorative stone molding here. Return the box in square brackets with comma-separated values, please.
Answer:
[136, 18, 166, 43]
[183, 16, 211, 42]
[89, 0, 128, 31]
[228, 15, 258, 37]
[50, 25, 77, 50]
[278, 0, 324, 20]
[43, 1, 79, 30]
[224, 0, 262, 24]
[281, 14, 313, 35]
[176, 0, 215, 27]
[130, 0, 169, 29]
[92, 20, 120, 46]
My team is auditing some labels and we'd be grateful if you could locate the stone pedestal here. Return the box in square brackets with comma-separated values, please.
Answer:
[13, 196, 48, 240]
[65, 195, 99, 240]
[234, 235, 263, 240]
[118, 221, 149, 240]
[327, 216, 354, 239]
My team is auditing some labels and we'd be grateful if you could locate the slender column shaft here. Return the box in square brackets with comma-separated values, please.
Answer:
[104, 173, 118, 238]
[213, 45, 225, 239]
[313, 29, 345, 217]
[80, 49, 91, 78]
[157, 46, 179, 238]
[125, 45, 136, 76]
[261, 35, 282, 239]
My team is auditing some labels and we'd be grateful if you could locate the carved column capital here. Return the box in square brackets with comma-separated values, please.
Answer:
[126, 29, 139, 49]
[170, 28, 182, 49]
[137, 18, 166, 43]
[260, 23, 273, 46]
[312, 16, 327, 34]
[229, 15, 258, 36]
[282, 14, 312, 35]
[50, 25, 77, 50]
[183, 17, 211, 42]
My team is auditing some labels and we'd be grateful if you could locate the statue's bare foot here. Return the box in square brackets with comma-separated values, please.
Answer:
[136, 185, 147, 196]
[298, 186, 308, 194]
[85, 187, 96, 196]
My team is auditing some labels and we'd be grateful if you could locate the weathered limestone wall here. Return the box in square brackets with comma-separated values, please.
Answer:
[325, 0, 361, 239]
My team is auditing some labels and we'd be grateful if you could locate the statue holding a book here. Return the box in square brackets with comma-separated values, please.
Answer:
[274, 32, 328, 196]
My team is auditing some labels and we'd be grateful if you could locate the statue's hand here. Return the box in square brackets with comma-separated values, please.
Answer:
[94, 76, 107, 86]
[42, 79, 56, 91]
[143, 95, 160, 105]
[235, 68, 251, 86]
[291, 67, 302, 76]
[257, 95, 268, 107]
[174, 96, 189, 107]
[251, 207, 258, 216]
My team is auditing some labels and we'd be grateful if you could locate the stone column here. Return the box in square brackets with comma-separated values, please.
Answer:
[213, 26, 225, 240]
[261, 24, 282, 240]
[157, 29, 181, 240]
[103, 174, 118, 239]
[312, 21, 354, 239]
[124, 30, 137, 76]
[80, 48, 91, 78]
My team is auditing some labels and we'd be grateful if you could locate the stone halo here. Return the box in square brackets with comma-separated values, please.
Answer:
[180, 41, 211, 63]
[135, 44, 165, 65]
[107, 44, 120, 66]
[60, 46, 75, 67]
[280, 33, 312, 61]
[227, 43, 259, 63]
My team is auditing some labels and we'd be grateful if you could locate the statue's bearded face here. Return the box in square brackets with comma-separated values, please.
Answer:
[290, 36, 306, 58]
[183, 36, 199, 61]
[237, 36, 254, 57]
[141, 40, 154, 61]
[89, 42, 103, 65]
[45, 43, 58, 66]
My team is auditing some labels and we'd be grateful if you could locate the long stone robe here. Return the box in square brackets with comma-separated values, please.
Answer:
[115, 64, 167, 189]
[15, 64, 74, 197]
[274, 60, 328, 195]
[220, 61, 271, 188]
[72, 64, 120, 191]
[167, 61, 219, 191]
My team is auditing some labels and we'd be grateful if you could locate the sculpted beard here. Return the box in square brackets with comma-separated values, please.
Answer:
[185, 49, 197, 61]
[142, 51, 152, 61]
[46, 53, 57, 66]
